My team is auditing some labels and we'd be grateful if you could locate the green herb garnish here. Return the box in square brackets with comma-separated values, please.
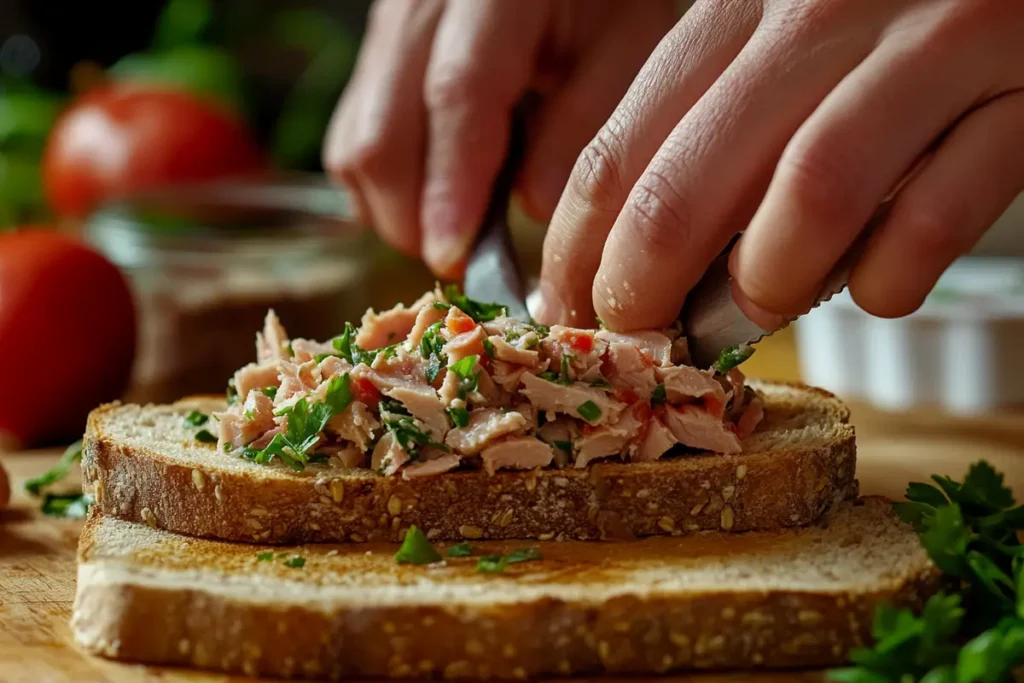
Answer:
[257, 551, 274, 562]
[284, 556, 306, 568]
[553, 440, 572, 453]
[185, 410, 209, 427]
[41, 492, 92, 519]
[226, 379, 238, 405]
[713, 344, 755, 373]
[482, 337, 495, 359]
[395, 525, 443, 565]
[244, 374, 353, 471]
[442, 284, 507, 322]
[446, 406, 470, 428]
[260, 386, 278, 400]
[420, 321, 447, 383]
[194, 429, 217, 443]
[829, 461, 1024, 682]
[474, 547, 543, 573]
[380, 400, 449, 460]
[576, 401, 601, 424]
[332, 322, 378, 366]
[449, 355, 480, 399]
[540, 354, 573, 385]
[651, 383, 666, 406]
[447, 542, 474, 558]
[25, 440, 82, 496]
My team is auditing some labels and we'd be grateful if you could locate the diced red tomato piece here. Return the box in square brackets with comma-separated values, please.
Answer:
[352, 377, 382, 405]
[446, 308, 476, 335]
[566, 332, 594, 353]
[704, 395, 725, 418]
[613, 388, 640, 405]
[632, 401, 654, 423]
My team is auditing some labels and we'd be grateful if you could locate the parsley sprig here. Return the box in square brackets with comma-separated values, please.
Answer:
[379, 399, 448, 461]
[442, 284, 507, 322]
[420, 321, 447, 383]
[830, 461, 1024, 682]
[713, 344, 754, 373]
[242, 374, 353, 471]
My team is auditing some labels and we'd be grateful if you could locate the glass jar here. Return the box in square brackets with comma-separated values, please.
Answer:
[84, 175, 376, 405]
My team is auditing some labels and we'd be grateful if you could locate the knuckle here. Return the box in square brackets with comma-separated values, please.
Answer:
[328, 131, 392, 178]
[623, 168, 693, 254]
[568, 122, 629, 213]
[424, 60, 490, 112]
[896, 200, 967, 258]
[777, 139, 860, 224]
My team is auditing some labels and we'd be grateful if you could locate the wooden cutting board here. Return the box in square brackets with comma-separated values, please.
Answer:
[4, 328, 1024, 683]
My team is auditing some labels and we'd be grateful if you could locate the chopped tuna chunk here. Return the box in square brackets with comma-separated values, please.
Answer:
[256, 310, 289, 364]
[489, 335, 541, 367]
[407, 302, 447, 349]
[443, 326, 485, 364]
[444, 408, 529, 455]
[735, 395, 764, 438]
[355, 297, 427, 350]
[275, 360, 321, 406]
[371, 432, 409, 476]
[326, 401, 380, 452]
[318, 355, 350, 380]
[384, 383, 448, 442]
[291, 338, 337, 364]
[633, 417, 677, 462]
[603, 342, 658, 398]
[519, 373, 623, 426]
[656, 365, 730, 416]
[596, 329, 673, 366]
[480, 437, 553, 475]
[490, 360, 527, 392]
[220, 391, 276, 449]
[662, 405, 741, 453]
[233, 362, 280, 403]
[330, 446, 365, 469]
[573, 411, 643, 468]
[403, 453, 461, 479]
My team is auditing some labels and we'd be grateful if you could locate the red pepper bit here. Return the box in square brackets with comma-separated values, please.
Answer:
[446, 308, 477, 335]
[352, 377, 381, 405]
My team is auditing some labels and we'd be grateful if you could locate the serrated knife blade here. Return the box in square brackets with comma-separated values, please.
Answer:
[682, 202, 892, 369]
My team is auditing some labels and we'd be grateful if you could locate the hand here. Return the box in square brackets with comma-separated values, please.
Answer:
[323, 0, 676, 278]
[536, 0, 1024, 330]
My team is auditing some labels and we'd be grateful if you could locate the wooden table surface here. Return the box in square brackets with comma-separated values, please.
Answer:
[4, 326, 1024, 683]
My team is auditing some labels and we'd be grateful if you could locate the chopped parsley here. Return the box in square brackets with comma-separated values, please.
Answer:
[540, 354, 573, 385]
[41, 492, 92, 519]
[713, 343, 755, 373]
[194, 429, 217, 443]
[243, 374, 354, 471]
[446, 406, 470, 428]
[442, 284, 507, 322]
[576, 401, 602, 424]
[553, 440, 572, 453]
[256, 551, 274, 562]
[331, 322, 376, 366]
[482, 337, 495, 359]
[25, 440, 82, 496]
[184, 410, 209, 427]
[260, 386, 278, 400]
[226, 379, 238, 405]
[283, 556, 306, 568]
[380, 400, 448, 460]
[829, 461, 1024, 682]
[420, 321, 447, 383]
[506, 547, 543, 564]
[475, 547, 543, 573]
[432, 301, 451, 311]
[447, 542, 474, 558]
[395, 525, 442, 565]
[651, 383, 667, 406]
[449, 355, 480, 399]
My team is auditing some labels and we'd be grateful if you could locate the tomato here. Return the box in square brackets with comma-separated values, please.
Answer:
[565, 332, 594, 354]
[42, 85, 265, 219]
[352, 377, 382, 406]
[0, 229, 136, 448]
[612, 388, 640, 405]
[446, 308, 476, 335]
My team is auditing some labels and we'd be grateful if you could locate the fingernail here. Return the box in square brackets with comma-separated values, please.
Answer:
[731, 281, 788, 332]
[423, 231, 472, 279]
[529, 281, 565, 325]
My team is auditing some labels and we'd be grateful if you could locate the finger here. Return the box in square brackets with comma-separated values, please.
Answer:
[536, 0, 761, 326]
[592, 3, 885, 331]
[847, 91, 1024, 318]
[516, 2, 676, 222]
[420, 0, 549, 277]
[323, 0, 443, 256]
[732, 8, 1001, 321]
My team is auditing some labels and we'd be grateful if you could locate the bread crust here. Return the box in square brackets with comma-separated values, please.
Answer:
[82, 380, 858, 544]
[71, 499, 941, 679]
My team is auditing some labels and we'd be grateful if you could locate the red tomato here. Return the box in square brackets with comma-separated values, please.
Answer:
[352, 377, 382, 406]
[0, 229, 136, 448]
[42, 85, 265, 219]
[612, 388, 640, 405]
[446, 309, 476, 335]
[565, 332, 594, 354]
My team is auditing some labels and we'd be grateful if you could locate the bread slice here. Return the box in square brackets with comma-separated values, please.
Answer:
[72, 497, 939, 679]
[82, 380, 857, 544]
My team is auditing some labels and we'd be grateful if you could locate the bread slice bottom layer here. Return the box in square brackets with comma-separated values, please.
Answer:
[72, 497, 939, 680]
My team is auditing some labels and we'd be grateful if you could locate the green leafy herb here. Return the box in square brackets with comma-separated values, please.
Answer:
[25, 440, 82, 496]
[194, 429, 218, 443]
[540, 354, 573, 385]
[395, 525, 442, 565]
[442, 284, 507, 322]
[449, 355, 480, 399]
[244, 374, 354, 471]
[474, 547, 543, 573]
[285, 341, 294, 357]
[419, 321, 447, 383]
[576, 401, 601, 424]
[41, 493, 92, 519]
[553, 440, 572, 453]
[380, 400, 448, 460]
[446, 406, 470, 428]
[595, 316, 606, 329]
[829, 460, 1024, 682]
[482, 337, 495, 359]
[713, 344, 755, 373]
[447, 542, 474, 558]
[260, 386, 278, 400]
[432, 301, 451, 311]
[257, 551, 274, 562]
[283, 556, 306, 568]
[331, 322, 381, 366]
[277, 552, 290, 559]
[226, 379, 239, 405]
[184, 410, 209, 427]
[651, 383, 667, 406]
[506, 547, 542, 564]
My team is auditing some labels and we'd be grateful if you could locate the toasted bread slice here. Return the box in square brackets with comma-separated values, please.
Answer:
[82, 380, 857, 544]
[72, 498, 938, 679]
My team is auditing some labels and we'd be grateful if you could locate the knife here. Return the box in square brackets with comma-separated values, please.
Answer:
[681, 201, 893, 369]
[462, 107, 533, 321]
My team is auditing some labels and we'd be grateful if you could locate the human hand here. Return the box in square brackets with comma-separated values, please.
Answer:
[323, 0, 676, 278]
[536, 0, 1024, 331]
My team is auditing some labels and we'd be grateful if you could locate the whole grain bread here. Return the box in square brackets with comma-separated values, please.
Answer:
[72, 497, 939, 680]
[82, 380, 857, 544]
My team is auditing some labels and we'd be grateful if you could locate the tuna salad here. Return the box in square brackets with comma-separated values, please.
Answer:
[212, 286, 764, 479]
